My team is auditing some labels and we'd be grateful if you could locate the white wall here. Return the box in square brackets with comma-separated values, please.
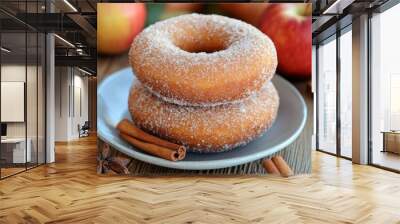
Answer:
[1, 65, 40, 138]
[1, 65, 24, 130]
[54, 67, 89, 141]
[55, 66, 69, 141]
[72, 73, 89, 138]
[1, 65, 26, 139]
[1, 64, 46, 164]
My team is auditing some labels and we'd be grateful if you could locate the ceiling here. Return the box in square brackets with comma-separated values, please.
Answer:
[1, 32, 45, 64]
[0, 0, 96, 14]
[0, 0, 97, 74]
[312, 0, 393, 43]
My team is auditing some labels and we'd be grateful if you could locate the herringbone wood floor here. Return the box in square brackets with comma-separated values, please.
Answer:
[1, 136, 400, 224]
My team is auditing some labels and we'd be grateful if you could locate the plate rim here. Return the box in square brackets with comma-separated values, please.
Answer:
[97, 67, 307, 170]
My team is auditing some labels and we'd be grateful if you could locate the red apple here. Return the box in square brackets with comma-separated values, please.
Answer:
[259, 3, 312, 79]
[97, 3, 146, 55]
[219, 3, 269, 26]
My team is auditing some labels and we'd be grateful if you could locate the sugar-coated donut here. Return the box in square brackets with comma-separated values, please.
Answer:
[130, 13, 278, 106]
[128, 81, 279, 153]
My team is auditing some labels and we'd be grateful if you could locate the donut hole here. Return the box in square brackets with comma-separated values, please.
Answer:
[172, 30, 229, 54]
[176, 41, 227, 54]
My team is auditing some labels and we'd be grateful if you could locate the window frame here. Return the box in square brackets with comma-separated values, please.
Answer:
[315, 24, 353, 161]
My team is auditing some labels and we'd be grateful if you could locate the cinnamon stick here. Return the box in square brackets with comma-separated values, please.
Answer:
[271, 156, 293, 177]
[262, 158, 280, 175]
[119, 133, 185, 161]
[117, 119, 185, 152]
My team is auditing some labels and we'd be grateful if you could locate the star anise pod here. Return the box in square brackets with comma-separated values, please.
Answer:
[97, 142, 131, 175]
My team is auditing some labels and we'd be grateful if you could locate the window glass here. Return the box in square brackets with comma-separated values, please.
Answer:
[371, 3, 400, 171]
[340, 29, 352, 158]
[317, 36, 337, 154]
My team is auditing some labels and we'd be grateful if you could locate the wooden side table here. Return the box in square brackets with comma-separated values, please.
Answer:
[381, 131, 400, 154]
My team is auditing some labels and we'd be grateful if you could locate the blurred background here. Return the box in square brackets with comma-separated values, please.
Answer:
[97, 3, 312, 82]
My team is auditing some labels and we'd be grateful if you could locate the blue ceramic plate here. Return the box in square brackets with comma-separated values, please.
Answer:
[98, 68, 307, 170]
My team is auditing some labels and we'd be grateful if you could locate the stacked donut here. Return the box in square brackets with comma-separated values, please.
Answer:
[129, 14, 279, 153]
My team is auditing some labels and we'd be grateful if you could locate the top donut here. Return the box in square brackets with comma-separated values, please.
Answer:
[130, 13, 278, 106]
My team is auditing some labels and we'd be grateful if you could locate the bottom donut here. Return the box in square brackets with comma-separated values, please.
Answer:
[128, 82, 279, 153]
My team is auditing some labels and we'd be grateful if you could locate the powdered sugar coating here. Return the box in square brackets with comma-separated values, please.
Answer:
[128, 81, 280, 153]
[130, 13, 278, 106]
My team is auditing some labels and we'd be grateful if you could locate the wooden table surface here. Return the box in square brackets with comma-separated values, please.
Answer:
[98, 54, 130, 83]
